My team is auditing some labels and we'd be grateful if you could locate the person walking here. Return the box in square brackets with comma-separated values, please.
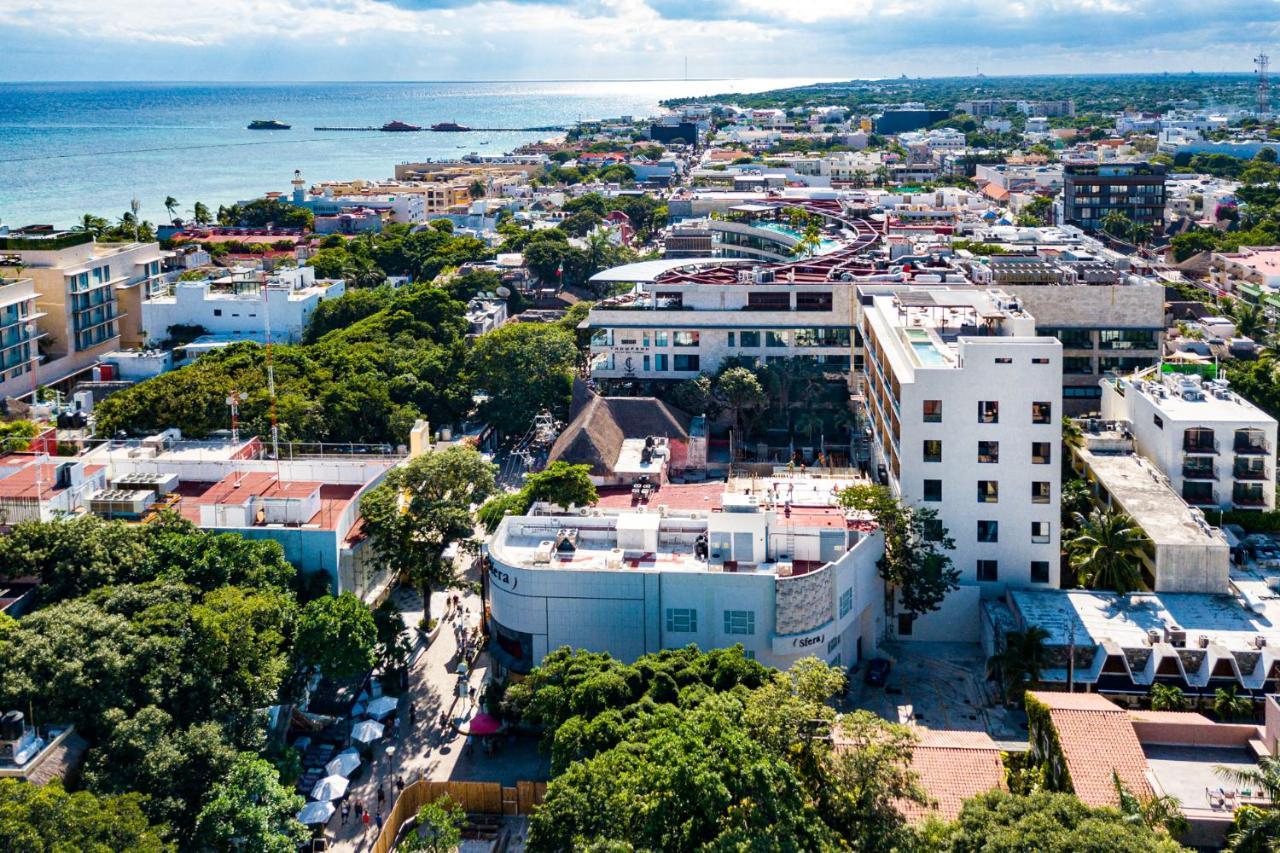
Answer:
[408, 702, 417, 728]
[396, 775, 405, 795]
[362, 810, 370, 836]
[377, 784, 386, 810]
[375, 811, 384, 834]
[340, 800, 350, 826]
[354, 799, 364, 822]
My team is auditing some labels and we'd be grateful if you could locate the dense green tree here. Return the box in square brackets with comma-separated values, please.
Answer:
[928, 789, 1189, 852]
[293, 592, 376, 680]
[192, 753, 307, 853]
[219, 198, 313, 229]
[0, 779, 171, 853]
[360, 446, 497, 604]
[192, 201, 212, 226]
[716, 366, 767, 442]
[1150, 683, 1187, 712]
[373, 598, 412, 683]
[401, 796, 467, 853]
[838, 484, 960, 619]
[987, 626, 1050, 705]
[523, 461, 598, 509]
[467, 322, 577, 434]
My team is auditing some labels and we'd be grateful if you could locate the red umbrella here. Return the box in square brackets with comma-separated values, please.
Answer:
[463, 713, 504, 736]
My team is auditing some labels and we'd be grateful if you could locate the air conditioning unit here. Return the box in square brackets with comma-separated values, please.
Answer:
[1147, 629, 1162, 646]
[533, 541, 555, 565]
[1164, 625, 1186, 647]
[1198, 634, 1210, 649]
[1266, 576, 1280, 592]
[1253, 635, 1267, 650]
[776, 562, 793, 577]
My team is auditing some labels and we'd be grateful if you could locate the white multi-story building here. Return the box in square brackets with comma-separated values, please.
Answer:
[0, 276, 44, 400]
[859, 287, 1062, 641]
[483, 477, 885, 673]
[586, 262, 853, 381]
[140, 265, 343, 345]
[1100, 369, 1277, 513]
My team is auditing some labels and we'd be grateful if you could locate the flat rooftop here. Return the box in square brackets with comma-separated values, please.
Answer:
[175, 474, 361, 531]
[1009, 587, 1280, 653]
[1121, 372, 1277, 425]
[1075, 447, 1228, 549]
[1143, 744, 1259, 811]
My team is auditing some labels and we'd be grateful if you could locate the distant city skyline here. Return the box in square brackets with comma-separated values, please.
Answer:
[0, 0, 1276, 82]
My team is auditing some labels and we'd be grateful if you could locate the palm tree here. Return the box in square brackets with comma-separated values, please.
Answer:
[1127, 221, 1153, 246]
[163, 196, 179, 223]
[1066, 509, 1147, 594]
[468, 179, 486, 200]
[585, 230, 614, 279]
[1212, 686, 1253, 722]
[72, 214, 108, 239]
[987, 625, 1049, 705]
[1230, 301, 1268, 340]
[1215, 757, 1280, 851]
[793, 411, 824, 445]
[1114, 771, 1188, 837]
[1102, 210, 1133, 239]
[192, 201, 212, 226]
[342, 255, 385, 289]
[1150, 683, 1187, 712]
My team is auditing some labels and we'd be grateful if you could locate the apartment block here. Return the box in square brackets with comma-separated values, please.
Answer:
[0, 228, 166, 387]
[1100, 369, 1277, 513]
[0, 276, 45, 400]
[1062, 162, 1166, 232]
[859, 287, 1062, 641]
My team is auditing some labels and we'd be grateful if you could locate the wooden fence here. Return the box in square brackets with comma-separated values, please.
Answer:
[371, 779, 547, 853]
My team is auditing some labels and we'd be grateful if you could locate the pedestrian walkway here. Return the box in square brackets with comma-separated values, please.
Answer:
[324, 581, 491, 852]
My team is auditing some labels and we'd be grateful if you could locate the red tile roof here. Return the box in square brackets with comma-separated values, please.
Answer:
[174, 472, 360, 531]
[899, 729, 1007, 822]
[1028, 691, 1153, 807]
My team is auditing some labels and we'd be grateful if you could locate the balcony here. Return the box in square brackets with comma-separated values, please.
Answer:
[1181, 463, 1217, 480]
[1182, 436, 1219, 455]
[1181, 485, 1217, 507]
[1232, 487, 1267, 509]
[1233, 435, 1270, 455]
[1233, 461, 1269, 481]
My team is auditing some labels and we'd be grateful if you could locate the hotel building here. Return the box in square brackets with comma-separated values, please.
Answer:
[859, 287, 1062, 641]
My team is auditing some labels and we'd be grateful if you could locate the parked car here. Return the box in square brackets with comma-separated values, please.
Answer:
[864, 658, 891, 687]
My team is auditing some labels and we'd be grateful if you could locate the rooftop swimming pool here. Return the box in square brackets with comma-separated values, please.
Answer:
[751, 221, 841, 255]
[905, 329, 950, 367]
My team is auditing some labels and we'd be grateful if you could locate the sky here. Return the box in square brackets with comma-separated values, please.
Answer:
[0, 0, 1278, 81]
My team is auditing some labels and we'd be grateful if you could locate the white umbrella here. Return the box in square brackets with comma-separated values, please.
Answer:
[325, 748, 361, 778]
[310, 774, 349, 801]
[297, 800, 335, 825]
[456, 661, 470, 676]
[365, 695, 399, 719]
[351, 718, 385, 744]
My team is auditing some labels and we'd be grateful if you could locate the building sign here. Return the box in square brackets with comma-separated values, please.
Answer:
[488, 563, 518, 591]
[772, 620, 834, 655]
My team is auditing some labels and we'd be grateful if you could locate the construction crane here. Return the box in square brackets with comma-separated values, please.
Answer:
[1257, 52, 1271, 116]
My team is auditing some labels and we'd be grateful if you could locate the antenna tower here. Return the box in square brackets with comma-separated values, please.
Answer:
[1257, 52, 1272, 115]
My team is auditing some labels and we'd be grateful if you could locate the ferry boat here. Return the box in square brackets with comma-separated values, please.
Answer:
[248, 119, 291, 130]
[381, 120, 422, 132]
[430, 121, 471, 132]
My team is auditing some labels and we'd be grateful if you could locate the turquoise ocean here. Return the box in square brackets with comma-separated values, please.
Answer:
[0, 79, 815, 229]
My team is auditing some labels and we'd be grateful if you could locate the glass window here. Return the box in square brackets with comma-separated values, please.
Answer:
[923, 518, 945, 541]
[726, 331, 735, 348]
[1063, 356, 1094, 375]
[1032, 442, 1051, 464]
[1031, 561, 1051, 583]
[977, 520, 999, 543]
[673, 331, 699, 347]
[1032, 401, 1052, 424]
[654, 354, 669, 371]
[977, 481, 999, 503]
[654, 331, 669, 347]
[898, 614, 914, 636]
[827, 635, 841, 654]
[1032, 521, 1050, 544]
[839, 588, 853, 618]
[1153, 414, 1163, 429]
[765, 331, 788, 347]
[976, 560, 999, 582]
[978, 441, 999, 463]
[922, 399, 942, 423]
[1032, 481, 1051, 504]
[666, 608, 697, 633]
[739, 330, 761, 347]
[923, 479, 942, 502]
[923, 440, 942, 463]
[673, 354, 700, 372]
[978, 401, 999, 423]
[723, 610, 755, 635]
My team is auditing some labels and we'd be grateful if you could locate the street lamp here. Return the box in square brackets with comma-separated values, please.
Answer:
[384, 744, 396, 779]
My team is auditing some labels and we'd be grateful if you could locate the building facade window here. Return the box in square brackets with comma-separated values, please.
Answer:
[922, 399, 942, 423]
[1032, 442, 1051, 464]
[923, 479, 942, 502]
[977, 520, 999, 543]
[723, 610, 755, 635]
[976, 559, 999, 582]
[673, 354, 700, 372]
[673, 331, 699, 347]
[1032, 521, 1051, 544]
[739, 330, 761, 347]
[1032, 401, 1052, 424]
[827, 635, 841, 654]
[977, 480, 999, 503]
[666, 608, 697, 633]
[765, 331, 788, 347]
[1032, 481, 1051, 504]
[978, 441, 999, 463]
[923, 440, 942, 463]
[1031, 561, 1051, 583]
[839, 587, 853, 618]
[978, 401, 999, 423]
[654, 354, 669, 371]
[898, 614, 914, 636]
